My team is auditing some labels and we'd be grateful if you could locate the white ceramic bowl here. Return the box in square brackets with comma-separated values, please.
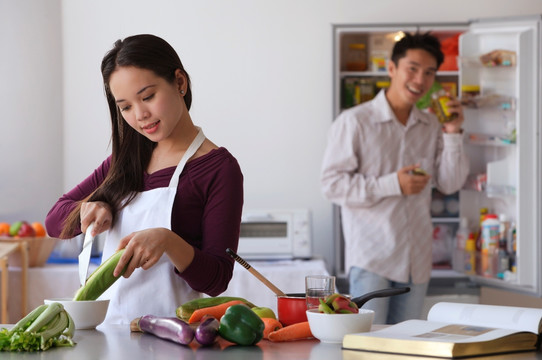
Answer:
[306, 308, 374, 344]
[44, 298, 109, 330]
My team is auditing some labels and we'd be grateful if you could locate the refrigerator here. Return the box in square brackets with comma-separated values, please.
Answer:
[331, 15, 541, 297]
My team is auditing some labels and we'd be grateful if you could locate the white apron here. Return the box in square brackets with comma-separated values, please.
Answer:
[99, 128, 206, 324]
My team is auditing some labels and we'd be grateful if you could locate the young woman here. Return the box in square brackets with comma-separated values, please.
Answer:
[45, 34, 244, 324]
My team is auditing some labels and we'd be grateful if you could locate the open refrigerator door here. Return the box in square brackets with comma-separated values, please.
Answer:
[455, 15, 541, 296]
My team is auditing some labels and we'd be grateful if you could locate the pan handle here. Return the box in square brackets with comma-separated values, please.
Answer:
[351, 287, 410, 308]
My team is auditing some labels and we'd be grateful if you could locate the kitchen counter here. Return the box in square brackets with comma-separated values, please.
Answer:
[1, 324, 541, 359]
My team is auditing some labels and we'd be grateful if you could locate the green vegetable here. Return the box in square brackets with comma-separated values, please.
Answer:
[218, 304, 264, 346]
[0, 302, 75, 351]
[7, 304, 48, 335]
[318, 293, 359, 314]
[73, 249, 127, 301]
[176, 296, 255, 322]
[25, 302, 64, 333]
[318, 298, 335, 314]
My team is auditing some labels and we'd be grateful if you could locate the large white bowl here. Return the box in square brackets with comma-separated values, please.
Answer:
[306, 308, 374, 344]
[44, 298, 109, 330]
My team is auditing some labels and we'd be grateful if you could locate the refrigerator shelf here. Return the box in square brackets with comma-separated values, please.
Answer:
[339, 70, 459, 78]
[458, 51, 517, 68]
[431, 217, 460, 223]
[466, 132, 516, 146]
[460, 94, 516, 111]
[485, 184, 516, 198]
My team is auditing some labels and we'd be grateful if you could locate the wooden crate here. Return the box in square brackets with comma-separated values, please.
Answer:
[0, 236, 58, 267]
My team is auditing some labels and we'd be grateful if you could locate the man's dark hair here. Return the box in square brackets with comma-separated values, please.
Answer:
[391, 32, 444, 69]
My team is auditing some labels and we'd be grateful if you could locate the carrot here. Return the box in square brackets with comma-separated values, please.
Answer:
[188, 300, 244, 324]
[262, 318, 283, 339]
[267, 321, 313, 342]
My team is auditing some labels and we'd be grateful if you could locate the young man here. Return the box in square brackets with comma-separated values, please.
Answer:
[321, 32, 469, 324]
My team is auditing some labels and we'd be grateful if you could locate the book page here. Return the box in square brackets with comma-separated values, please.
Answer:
[364, 319, 521, 343]
[427, 302, 542, 333]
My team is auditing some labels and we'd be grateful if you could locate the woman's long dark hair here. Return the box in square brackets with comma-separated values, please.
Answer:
[61, 34, 192, 238]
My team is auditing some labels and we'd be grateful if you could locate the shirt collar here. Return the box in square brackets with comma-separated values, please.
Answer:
[372, 89, 431, 126]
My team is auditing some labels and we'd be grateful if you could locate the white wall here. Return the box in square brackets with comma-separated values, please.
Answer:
[2, 0, 542, 273]
[0, 0, 63, 224]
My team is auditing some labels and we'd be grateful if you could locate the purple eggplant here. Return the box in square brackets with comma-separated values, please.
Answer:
[138, 315, 194, 346]
[195, 315, 219, 346]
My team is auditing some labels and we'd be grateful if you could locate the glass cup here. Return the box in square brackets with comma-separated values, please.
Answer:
[305, 275, 336, 310]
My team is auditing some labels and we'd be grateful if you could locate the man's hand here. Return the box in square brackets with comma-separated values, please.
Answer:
[397, 164, 431, 195]
[442, 96, 464, 134]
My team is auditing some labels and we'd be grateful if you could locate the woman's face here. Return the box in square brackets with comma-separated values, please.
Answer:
[109, 66, 188, 142]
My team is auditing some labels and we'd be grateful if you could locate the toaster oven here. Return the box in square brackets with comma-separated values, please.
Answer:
[236, 209, 312, 260]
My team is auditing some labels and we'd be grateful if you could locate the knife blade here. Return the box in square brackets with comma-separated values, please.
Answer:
[78, 223, 95, 286]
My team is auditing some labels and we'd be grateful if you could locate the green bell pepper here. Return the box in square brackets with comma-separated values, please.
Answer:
[218, 304, 264, 346]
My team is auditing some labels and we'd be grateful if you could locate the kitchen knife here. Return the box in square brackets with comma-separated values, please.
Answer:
[78, 223, 95, 286]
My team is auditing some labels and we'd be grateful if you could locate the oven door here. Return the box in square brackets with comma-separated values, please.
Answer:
[236, 212, 293, 260]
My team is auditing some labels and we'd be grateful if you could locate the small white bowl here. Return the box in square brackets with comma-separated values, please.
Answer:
[306, 308, 374, 344]
[44, 298, 109, 330]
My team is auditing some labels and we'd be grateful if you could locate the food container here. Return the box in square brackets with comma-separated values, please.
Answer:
[277, 293, 307, 326]
[358, 79, 375, 103]
[306, 308, 374, 343]
[460, 84, 481, 107]
[370, 51, 388, 72]
[44, 298, 110, 329]
[345, 43, 367, 71]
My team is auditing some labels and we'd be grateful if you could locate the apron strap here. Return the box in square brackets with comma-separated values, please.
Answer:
[168, 127, 206, 188]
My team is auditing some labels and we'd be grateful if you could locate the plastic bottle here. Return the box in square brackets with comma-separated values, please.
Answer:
[464, 233, 476, 275]
[456, 217, 469, 250]
[453, 218, 469, 272]
[496, 237, 510, 279]
[498, 214, 510, 245]
[474, 208, 488, 274]
[508, 223, 517, 273]
[481, 214, 499, 277]
[475, 208, 489, 252]
[496, 214, 510, 279]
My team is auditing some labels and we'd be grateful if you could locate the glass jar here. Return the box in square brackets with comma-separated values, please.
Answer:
[431, 90, 458, 123]
[345, 43, 367, 71]
[460, 84, 480, 108]
[358, 79, 374, 103]
[375, 80, 390, 94]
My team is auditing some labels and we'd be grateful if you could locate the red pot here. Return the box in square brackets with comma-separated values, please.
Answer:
[277, 293, 307, 326]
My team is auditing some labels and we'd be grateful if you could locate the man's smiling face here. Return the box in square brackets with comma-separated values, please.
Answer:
[387, 48, 438, 107]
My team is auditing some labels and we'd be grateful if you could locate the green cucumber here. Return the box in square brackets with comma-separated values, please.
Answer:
[73, 249, 127, 301]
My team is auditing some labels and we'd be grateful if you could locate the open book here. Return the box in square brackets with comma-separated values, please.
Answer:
[342, 302, 542, 359]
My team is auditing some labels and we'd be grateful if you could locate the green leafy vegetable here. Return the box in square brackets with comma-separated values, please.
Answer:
[0, 302, 75, 352]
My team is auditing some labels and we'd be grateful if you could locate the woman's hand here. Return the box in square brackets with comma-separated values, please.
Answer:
[113, 228, 172, 278]
[80, 201, 113, 236]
